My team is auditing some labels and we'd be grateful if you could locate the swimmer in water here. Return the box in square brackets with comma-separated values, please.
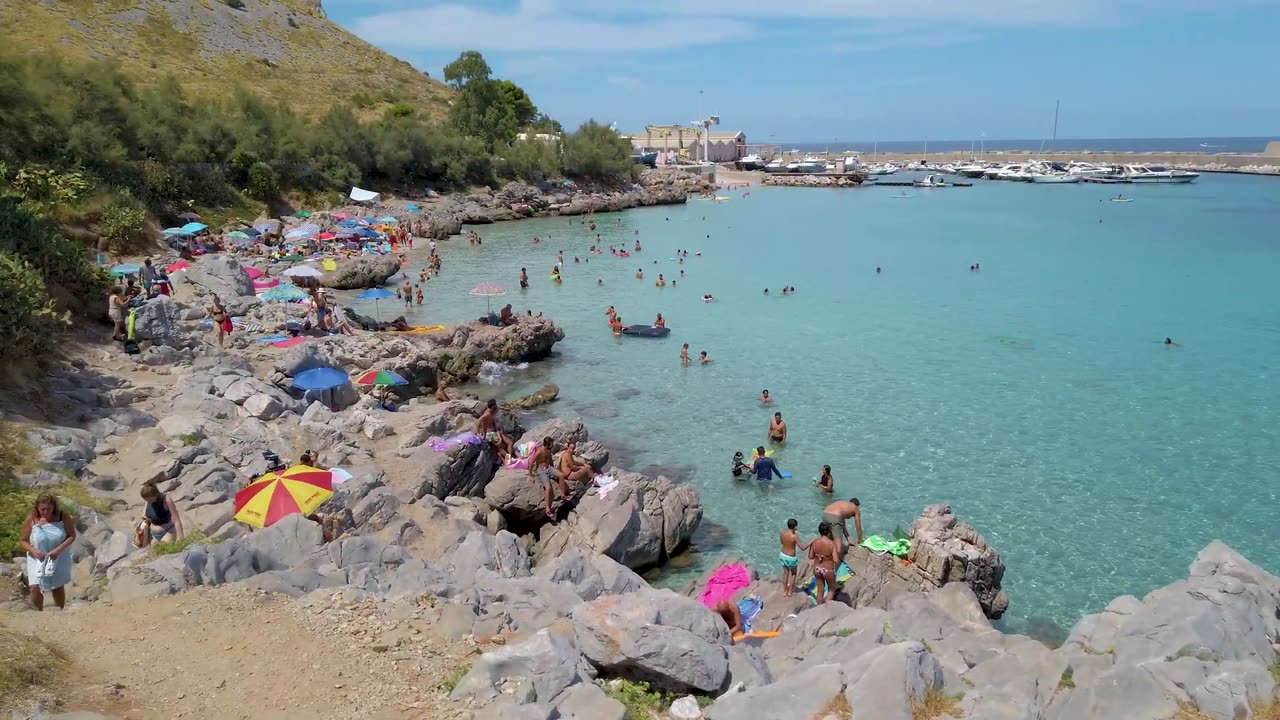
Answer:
[763, 288, 769, 295]
[551, 266, 561, 282]
[700, 350, 711, 364]
[597, 279, 603, 286]
[760, 389, 771, 405]
[769, 412, 787, 443]
[519, 268, 528, 289]
[702, 294, 714, 302]
[1164, 337, 1180, 346]
[654, 313, 665, 328]
[635, 268, 643, 279]
[876, 267, 881, 274]
[610, 316, 623, 335]
[605, 305, 616, 322]
[680, 343, 690, 365]
[655, 274, 665, 287]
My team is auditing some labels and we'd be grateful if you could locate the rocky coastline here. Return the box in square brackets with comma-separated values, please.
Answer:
[762, 174, 866, 188]
[5, 239, 1279, 719]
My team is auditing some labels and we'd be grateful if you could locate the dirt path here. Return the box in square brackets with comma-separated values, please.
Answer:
[4, 586, 473, 720]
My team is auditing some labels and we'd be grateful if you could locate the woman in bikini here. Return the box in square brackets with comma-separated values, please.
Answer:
[206, 294, 228, 347]
[808, 521, 838, 605]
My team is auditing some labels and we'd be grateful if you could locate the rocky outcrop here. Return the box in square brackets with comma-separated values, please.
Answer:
[182, 254, 255, 303]
[841, 503, 1008, 619]
[320, 255, 401, 290]
[762, 173, 867, 188]
[534, 470, 702, 571]
[505, 383, 559, 410]
[129, 295, 191, 348]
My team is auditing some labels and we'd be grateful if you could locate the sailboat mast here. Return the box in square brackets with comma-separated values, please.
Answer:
[1051, 99, 1060, 149]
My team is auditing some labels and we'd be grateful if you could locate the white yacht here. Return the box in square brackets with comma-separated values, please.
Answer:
[913, 174, 947, 188]
[1029, 172, 1080, 184]
[1065, 161, 1113, 178]
[1120, 165, 1200, 183]
[739, 154, 766, 171]
[794, 156, 828, 174]
[866, 163, 899, 176]
[985, 164, 1026, 180]
[955, 163, 990, 178]
[763, 159, 788, 173]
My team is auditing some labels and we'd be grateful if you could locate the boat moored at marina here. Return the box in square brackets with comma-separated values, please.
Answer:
[1119, 165, 1200, 183]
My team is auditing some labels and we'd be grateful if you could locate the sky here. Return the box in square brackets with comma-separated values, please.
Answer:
[324, 0, 1280, 142]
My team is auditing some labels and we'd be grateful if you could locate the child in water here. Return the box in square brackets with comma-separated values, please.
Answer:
[731, 451, 750, 478]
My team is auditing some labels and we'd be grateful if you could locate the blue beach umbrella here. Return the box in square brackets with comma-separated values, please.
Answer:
[405, 204, 420, 212]
[163, 227, 193, 237]
[261, 285, 310, 302]
[351, 227, 380, 239]
[110, 263, 141, 277]
[356, 287, 396, 323]
[379, 216, 398, 223]
[181, 222, 208, 233]
[292, 366, 349, 392]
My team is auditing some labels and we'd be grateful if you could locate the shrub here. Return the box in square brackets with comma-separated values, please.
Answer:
[0, 254, 70, 364]
[246, 161, 279, 201]
[496, 139, 561, 183]
[437, 663, 470, 694]
[0, 478, 110, 558]
[98, 195, 147, 252]
[151, 529, 219, 556]
[561, 121, 634, 183]
[0, 196, 111, 315]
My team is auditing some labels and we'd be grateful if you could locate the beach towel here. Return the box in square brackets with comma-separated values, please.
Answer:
[737, 595, 764, 634]
[861, 535, 911, 558]
[126, 309, 137, 341]
[698, 564, 751, 609]
[801, 562, 854, 604]
[322, 259, 338, 271]
[255, 334, 288, 344]
[594, 474, 619, 500]
[272, 336, 307, 349]
[503, 455, 532, 471]
[428, 431, 483, 452]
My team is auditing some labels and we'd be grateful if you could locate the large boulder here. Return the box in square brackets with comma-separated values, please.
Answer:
[703, 663, 845, 720]
[843, 642, 944, 720]
[533, 549, 646, 602]
[182, 254, 255, 300]
[843, 503, 1008, 619]
[450, 619, 595, 706]
[320, 255, 401, 290]
[129, 295, 190, 347]
[535, 470, 702, 571]
[570, 589, 729, 694]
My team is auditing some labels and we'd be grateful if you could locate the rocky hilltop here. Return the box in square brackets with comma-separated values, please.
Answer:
[0, 0, 449, 119]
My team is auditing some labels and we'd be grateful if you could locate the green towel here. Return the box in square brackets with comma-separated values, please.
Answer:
[861, 535, 910, 558]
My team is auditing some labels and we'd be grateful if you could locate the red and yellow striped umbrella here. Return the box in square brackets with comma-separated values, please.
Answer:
[233, 465, 333, 528]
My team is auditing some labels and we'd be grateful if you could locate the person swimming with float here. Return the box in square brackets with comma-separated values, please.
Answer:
[731, 450, 750, 478]
[654, 313, 665, 328]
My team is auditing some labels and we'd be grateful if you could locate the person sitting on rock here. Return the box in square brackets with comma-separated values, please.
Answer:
[476, 399, 514, 460]
[557, 441, 593, 488]
[528, 437, 566, 520]
[499, 304, 517, 326]
[138, 482, 183, 547]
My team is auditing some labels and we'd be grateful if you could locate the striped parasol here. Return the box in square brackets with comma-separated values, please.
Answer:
[233, 465, 333, 528]
[469, 282, 507, 313]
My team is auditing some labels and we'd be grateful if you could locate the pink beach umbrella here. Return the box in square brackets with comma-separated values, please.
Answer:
[468, 282, 508, 314]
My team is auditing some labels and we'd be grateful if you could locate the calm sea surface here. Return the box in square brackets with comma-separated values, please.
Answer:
[785, 136, 1274, 155]
[339, 171, 1280, 635]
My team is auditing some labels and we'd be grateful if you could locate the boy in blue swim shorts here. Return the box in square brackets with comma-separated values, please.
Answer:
[779, 518, 810, 597]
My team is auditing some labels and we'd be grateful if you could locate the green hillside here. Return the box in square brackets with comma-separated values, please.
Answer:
[0, 0, 450, 120]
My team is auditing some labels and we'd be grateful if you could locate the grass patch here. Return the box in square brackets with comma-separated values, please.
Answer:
[820, 627, 857, 638]
[820, 693, 852, 719]
[1057, 668, 1075, 689]
[0, 480, 112, 558]
[179, 433, 201, 447]
[0, 626, 66, 709]
[911, 688, 963, 720]
[1269, 656, 1280, 684]
[150, 529, 220, 557]
[1082, 644, 1114, 656]
[438, 662, 470, 694]
[603, 679, 711, 720]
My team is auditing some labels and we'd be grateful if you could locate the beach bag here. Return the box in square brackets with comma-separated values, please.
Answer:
[221, 317, 233, 333]
[123, 340, 140, 355]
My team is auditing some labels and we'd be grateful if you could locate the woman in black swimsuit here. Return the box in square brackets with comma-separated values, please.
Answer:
[139, 482, 184, 546]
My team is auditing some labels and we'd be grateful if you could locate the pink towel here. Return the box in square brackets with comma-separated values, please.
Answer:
[698, 564, 751, 608]
[273, 336, 307, 348]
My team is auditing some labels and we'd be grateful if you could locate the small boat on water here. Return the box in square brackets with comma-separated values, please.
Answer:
[1110, 195, 1134, 203]
[913, 174, 947, 188]
[1029, 172, 1080, 184]
[1119, 165, 1199, 184]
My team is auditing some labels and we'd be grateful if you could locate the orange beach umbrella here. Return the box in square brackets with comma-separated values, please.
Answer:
[233, 465, 333, 528]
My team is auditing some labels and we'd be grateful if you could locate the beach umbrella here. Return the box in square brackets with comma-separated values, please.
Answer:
[177, 211, 201, 221]
[317, 232, 336, 241]
[225, 231, 253, 246]
[243, 266, 264, 279]
[336, 219, 365, 227]
[260, 285, 309, 302]
[329, 467, 353, 485]
[283, 265, 323, 279]
[181, 222, 208, 233]
[252, 278, 280, 292]
[233, 465, 333, 528]
[332, 212, 351, 221]
[285, 228, 313, 240]
[469, 282, 507, 313]
[351, 227, 380, 239]
[379, 216, 398, 223]
[110, 263, 141, 277]
[240, 227, 262, 237]
[162, 227, 193, 237]
[406, 204, 420, 212]
[356, 287, 395, 322]
[355, 369, 408, 387]
[292, 367, 349, 392]
[165, 260, 191, 273]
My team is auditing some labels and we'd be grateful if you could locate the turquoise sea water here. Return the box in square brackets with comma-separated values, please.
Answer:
[342, 173, 1280, 635]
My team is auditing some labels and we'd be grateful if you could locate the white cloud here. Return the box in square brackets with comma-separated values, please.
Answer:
[349, 0, 754, 52]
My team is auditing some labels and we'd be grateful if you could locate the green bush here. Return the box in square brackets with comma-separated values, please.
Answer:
[98, 195, 147, 252]
[151, 529, 219, 556]
[0, 476, 110, 558]
[0, 196, 111, 314]
[246, 161, 279, 201]
[496, 139, 561, 183]
[0, 253, 70, 363]
[561, 121, 634, 183]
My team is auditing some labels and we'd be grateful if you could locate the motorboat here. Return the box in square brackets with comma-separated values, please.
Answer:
[763, 159, 788, 173]
[1029, 172, 1080, 184]
[794, 156, 828, 174]
[955, 164, 990, 178]
[984, 164, 1024, 180]
[1065, 161, 1113, 178]
[739, 154, 766, 171]
[1120, 165, 1199, 183]
[866, 163, 899, 176]
[631, 150, 658, 167]
[913, 174, 947, 188]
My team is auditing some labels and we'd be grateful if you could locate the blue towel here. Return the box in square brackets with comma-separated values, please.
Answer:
[737, 595, 763, 635]
[255, 334, 288, 343]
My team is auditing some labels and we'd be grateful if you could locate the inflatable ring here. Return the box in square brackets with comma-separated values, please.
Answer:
[621, 325, 670, 338]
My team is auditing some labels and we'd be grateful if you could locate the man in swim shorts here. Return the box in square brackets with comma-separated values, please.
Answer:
[528, 437, 566, 519]
[779, 518, 809, 597]
[769, 412, 787, 443]
[751, 446, 783, 482]
[821, 498, 863, 559]
[713, 599, 742, 642]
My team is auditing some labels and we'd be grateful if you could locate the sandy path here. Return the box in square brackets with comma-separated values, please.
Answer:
[4, 586, 472, 720]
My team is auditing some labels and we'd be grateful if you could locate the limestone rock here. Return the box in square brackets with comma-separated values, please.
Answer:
[843, 642, 944, 720]
[320, 255, 401, 290]
[703, 663, 844, 720]
[450, 620, 594, 705]
[570, 588, 729, 693]
[183, 254, 255, 299]
[242, 393, 283, 420]
[130, 295, 190, 347]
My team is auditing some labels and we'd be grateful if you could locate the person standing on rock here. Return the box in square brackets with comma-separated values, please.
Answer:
[109, 287, 127, 342]
[529, 437, 566, 520]
[20, 493, 75, 611]
[207, 294, 229, 347]
[821, 498, 863, 558]
[476, 399, 514, 460]
[808, 522, 838, 605]
[779, 518, 810, 597]
[139, 482, 184, 546]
